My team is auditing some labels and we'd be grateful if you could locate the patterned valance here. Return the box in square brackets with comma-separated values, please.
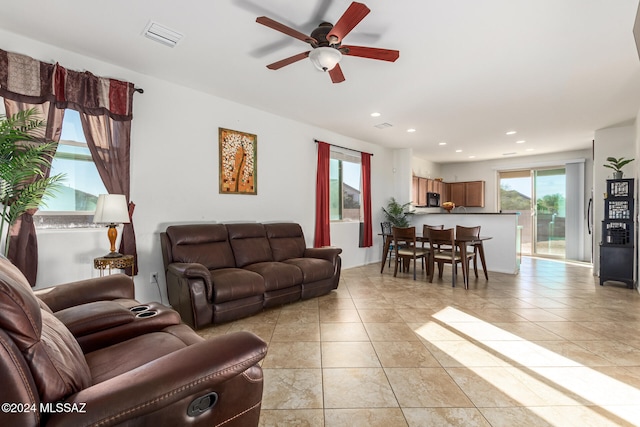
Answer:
[0, 49, 135, 120]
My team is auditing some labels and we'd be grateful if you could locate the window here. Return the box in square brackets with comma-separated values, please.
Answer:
[36, 110, 107, 228]
[329, 149, 361, 221]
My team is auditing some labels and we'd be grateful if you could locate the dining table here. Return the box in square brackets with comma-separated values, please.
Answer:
[381, 232, 492, 288]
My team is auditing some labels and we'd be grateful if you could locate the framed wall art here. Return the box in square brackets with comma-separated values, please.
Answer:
[218, 127, 257, 195]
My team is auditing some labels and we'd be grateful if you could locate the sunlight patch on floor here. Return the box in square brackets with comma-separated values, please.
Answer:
[412, 306, 640, 426]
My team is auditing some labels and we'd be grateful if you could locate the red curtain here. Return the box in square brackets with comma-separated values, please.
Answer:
[314, 141, 331, 247]
[360, 152, 373, 247]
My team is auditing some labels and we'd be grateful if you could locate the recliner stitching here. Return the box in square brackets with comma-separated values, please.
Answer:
[91, 353, 266, 426]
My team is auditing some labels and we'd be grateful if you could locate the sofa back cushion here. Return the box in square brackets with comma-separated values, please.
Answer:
[226, 223, 274, 267]
[265, 223, 307, 261]
[0, 257, 91, 403]
[166, 224, 236, 270]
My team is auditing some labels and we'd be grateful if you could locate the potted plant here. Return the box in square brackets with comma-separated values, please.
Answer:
[604, 156, 634, 179]
[382, 197, 414, 227]
[0, 109, 65, 256]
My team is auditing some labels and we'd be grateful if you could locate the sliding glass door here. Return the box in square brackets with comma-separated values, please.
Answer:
[499, 168, 566, 258]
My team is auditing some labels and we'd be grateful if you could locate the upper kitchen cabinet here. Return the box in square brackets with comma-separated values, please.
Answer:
[446, 181, 485, 207]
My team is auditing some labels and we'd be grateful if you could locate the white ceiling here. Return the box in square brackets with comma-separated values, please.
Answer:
[2, 0, 640, 163]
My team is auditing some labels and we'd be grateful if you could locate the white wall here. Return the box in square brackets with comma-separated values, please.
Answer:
[593, 123, 636, 280]
[1, 30, 398, 303]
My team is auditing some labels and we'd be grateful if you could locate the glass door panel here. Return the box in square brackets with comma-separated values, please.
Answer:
[533, 168, 566, 257]
[499, 171, 532, 256]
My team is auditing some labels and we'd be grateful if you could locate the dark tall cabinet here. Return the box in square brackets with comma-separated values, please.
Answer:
[599, 179, 635, 288]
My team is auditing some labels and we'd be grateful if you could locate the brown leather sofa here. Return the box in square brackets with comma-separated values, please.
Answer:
[161, 222, 342, 329]
[0, 255, 267, 427]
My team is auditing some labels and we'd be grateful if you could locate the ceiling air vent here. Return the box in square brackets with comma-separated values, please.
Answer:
[374, 122, 393, 129]
[143, 21, 183, 48]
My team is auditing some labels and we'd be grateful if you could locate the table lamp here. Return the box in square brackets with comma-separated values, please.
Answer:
[93, 194, 130, 258]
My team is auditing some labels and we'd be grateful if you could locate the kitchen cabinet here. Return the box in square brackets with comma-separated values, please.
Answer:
[445, 181, 485, 207]
[411, 176, 445, 206]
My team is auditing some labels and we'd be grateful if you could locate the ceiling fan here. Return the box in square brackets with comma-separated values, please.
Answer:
[256, 2, 399, 83]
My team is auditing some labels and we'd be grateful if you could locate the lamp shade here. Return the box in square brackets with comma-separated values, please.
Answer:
[309, 47, 342, 72]
[93, 194, 130, 224]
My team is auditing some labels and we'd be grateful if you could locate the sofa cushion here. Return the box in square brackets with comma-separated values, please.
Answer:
[167, 224, 236, 269]
[265, 223, 307, 261]
[209, 268, 266, 303]
[244, 262, 303, 292]
[227, 223, 274, 267]
[284, 258, 335, 283]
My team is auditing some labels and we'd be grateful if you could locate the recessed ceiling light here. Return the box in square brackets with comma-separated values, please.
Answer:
[455, 149, 463, 153]
[407, 128, 416, 133]
[506, 131, 517, 135]
[516, 140, 525, 144]
[438, 142, 447, 146]
[526, 148, 535, 152]
[468, 155, 476, 159]
[370, 112, 381, 117]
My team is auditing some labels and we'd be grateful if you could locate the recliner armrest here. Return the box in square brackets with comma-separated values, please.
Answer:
[303, 247, 342, 264]
[34, 274, 135, 312]
[55, 301, 135, 337]
[167, 262, 213, 300]
[46, 331, 267, 427]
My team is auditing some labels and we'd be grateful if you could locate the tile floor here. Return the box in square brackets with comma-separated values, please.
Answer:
[197, 257, 640, 426]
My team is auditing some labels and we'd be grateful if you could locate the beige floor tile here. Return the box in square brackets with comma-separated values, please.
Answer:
[357, 309, 405, 323]
[323, 368, 398, 408]
[422, 340, 510, 368]
[321, 341, 381, 368]
[403, 408, 491, 427]
[363, 322, 421, 342]
[262, 341, 321, 368]
[319, 308, 361, 323]
[324, 408, 408, 427]
[320, 322, 369, 341]
[271, 322, 320, 342]
[385, 367, 473, 408]
[262, 369, 323, 409]
[372, 341, 441, 368]
[259, 409, 324, 426]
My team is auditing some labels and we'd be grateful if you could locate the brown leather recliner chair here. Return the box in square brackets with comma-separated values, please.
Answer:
[0, 256, 267, 427]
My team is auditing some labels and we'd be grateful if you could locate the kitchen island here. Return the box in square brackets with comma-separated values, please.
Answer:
[412, 212, 520, 274]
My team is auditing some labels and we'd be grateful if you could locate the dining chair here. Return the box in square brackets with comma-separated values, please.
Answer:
[391, 226, 430, 280]
[455, 225, 481, 278]
[381, 221, 395, 269]
[428, 228, 475, 287]
[456, 225, 489, 280]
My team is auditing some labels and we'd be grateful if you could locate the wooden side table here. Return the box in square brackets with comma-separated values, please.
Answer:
[94, 255, 135, 278]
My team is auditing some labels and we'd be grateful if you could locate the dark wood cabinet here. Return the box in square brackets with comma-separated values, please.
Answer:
[599, 179, 635, 288]
[445, 181, 485, 207]
[411, 176, 444, 206]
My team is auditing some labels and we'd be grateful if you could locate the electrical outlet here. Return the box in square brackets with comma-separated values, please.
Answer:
[150, 272, 158, 283]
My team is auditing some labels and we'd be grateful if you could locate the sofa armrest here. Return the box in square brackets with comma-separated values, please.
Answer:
[34, 275, 135, 312]
[167, 262, 213, 299]
[304, 247, 342, 264]
[46, 331, 267, 427]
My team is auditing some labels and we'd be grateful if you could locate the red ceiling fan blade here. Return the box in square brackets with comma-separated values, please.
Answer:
[341, 45, 399, 62]
[256, 16, 317, 44]
[266, 51, 310, 70]
[327, 2, 370, 44]
[329, 63, 345, 83]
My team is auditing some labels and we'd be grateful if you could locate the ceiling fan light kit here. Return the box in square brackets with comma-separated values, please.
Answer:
[256, 1, 399, 83]
[309, 47, 342, 71]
